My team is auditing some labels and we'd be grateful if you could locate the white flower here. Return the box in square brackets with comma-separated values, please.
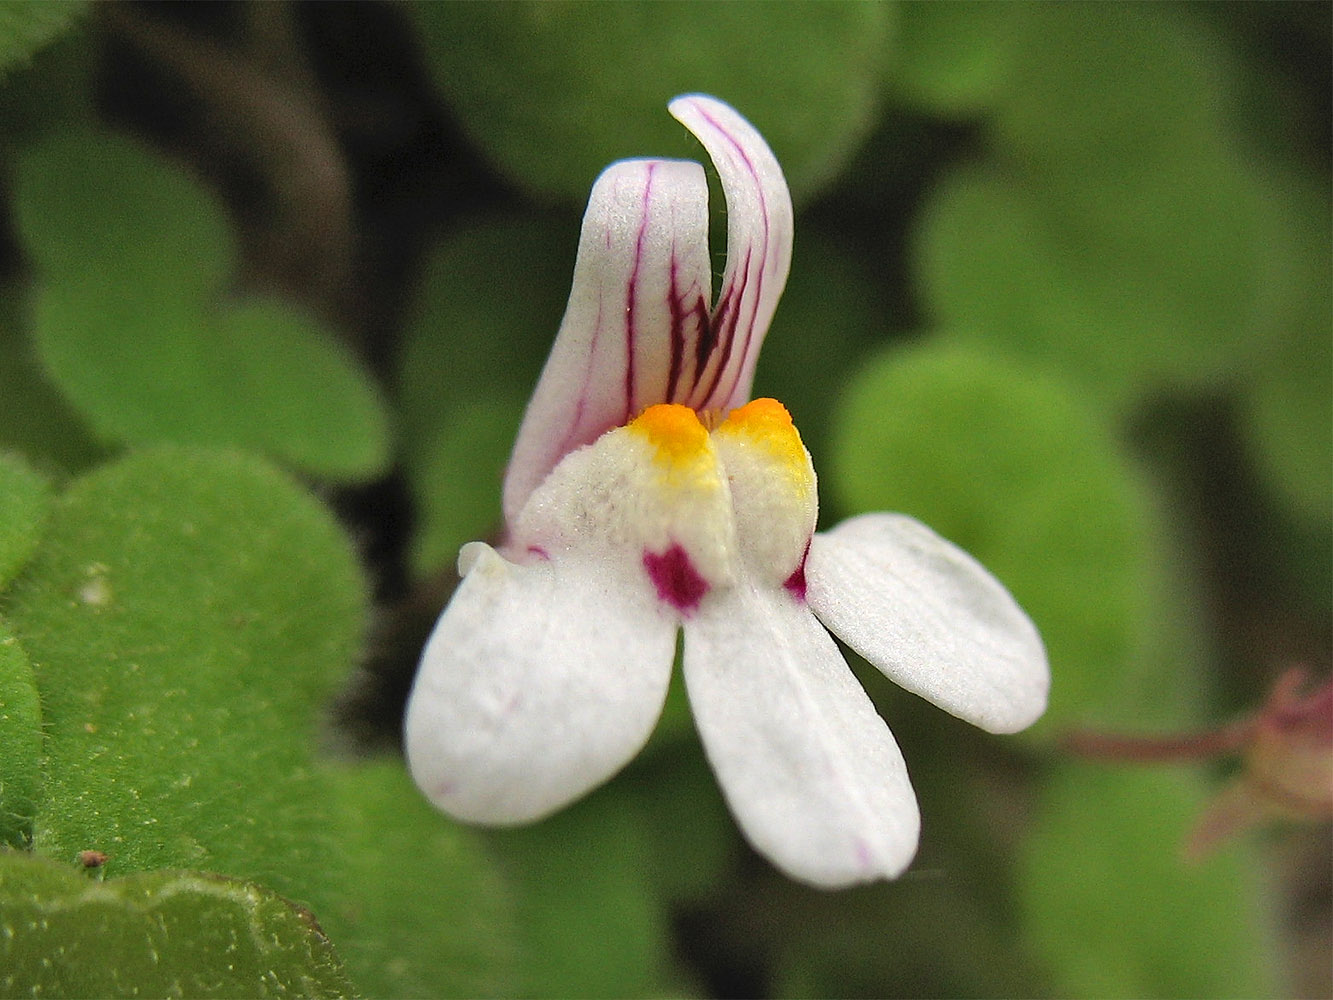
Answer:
[405, 95, 1049, 888]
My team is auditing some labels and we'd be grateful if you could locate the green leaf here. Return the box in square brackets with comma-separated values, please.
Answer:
[1018, 764, 1278, 998]
[0, 624, 41, 848]
[0, 852, 357, 999]
[990, 4, 1230, 180]
[488, 787, 680, 998]
[312, 760, 520, 999]
[0, 0, 87, 78]
[889, 0, 1023, 116]
[910, 8, 1297, 415]
[0, 284, 106, 476]
[0, 452, 49, 590]
[13, 130, 391, 481]
[398, 215, 572, 447]
[829, 342, 1183, 730]
[2, 447, 368, 899]
[913, 162, 1276, 414]
[411, 0, 894, 205]
[16, 132, 231, 291]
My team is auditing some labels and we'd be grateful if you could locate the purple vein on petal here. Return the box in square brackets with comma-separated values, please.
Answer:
[666, 244, 713, 404]
[666, 251, 685, 401]
[624, 162, 657, 415]
[668, 95, 787, 413]
[710, 103, 772, 408]
[695, 247, 751, 407]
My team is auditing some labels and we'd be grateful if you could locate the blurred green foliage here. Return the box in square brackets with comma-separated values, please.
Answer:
[411, 1, 894, 206]
[1019, 765, 1277, 998]
[14, 131, 392, 480]
[0, 2, 1325, 998]
[0, 1, 88, 79]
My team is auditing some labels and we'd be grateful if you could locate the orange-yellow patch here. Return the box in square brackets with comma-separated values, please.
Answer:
[630, 403, 710, 463]
[717, 398, 810, 476]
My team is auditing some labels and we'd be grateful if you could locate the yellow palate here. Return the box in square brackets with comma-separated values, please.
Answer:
[717, 398, 810, 475]
[628, 403, 724, 491]
[630, 403, 709, 460]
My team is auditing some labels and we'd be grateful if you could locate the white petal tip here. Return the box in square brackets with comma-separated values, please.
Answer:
[807, 513, 1052, 735]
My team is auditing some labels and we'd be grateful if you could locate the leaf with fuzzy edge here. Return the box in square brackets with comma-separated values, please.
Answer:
[0, 452, 50, 589]
[2, 447, 367, 900]
[0, 852, 356, 999]
[0, 623, 41, 848]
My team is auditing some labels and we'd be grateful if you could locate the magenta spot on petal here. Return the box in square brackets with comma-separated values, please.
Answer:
[527, 545, 550, 561]
[783, 543, 810, 603]
[643, 543, 710, 616]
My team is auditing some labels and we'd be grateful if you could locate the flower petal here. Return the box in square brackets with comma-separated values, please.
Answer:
[502, 157, 714, 525]
[805, 513, 1049, 734]
[683, 584, 920, 888]
[668, 94, 794, 412]
[404, 541, 677, 824]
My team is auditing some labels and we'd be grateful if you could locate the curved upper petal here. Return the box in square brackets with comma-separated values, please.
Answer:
[669, 95, 793, 413]
[404, 541, 677, 824]
[683, 584, 920, 888]
[503, 157, 713, 524]
[805, 513, 1049, 735]
[503, 96, 794, 526]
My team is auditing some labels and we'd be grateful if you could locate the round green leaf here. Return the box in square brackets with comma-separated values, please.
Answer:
[313, 760, 519, 999]
[0, 451, 50, 589]
[3, 447, 368, 898]
[411, 1, 894, 205]
[913, 6, 1294, 416]
[829, 342, 1178, 730]
[0, 623, 42, 848]
[14, 130, 391, 481]
[989, 4, 1230, 179]
[0, 852, 356, 999]
[15, 129, 231, 292]
[914, 162, 1276, 413]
